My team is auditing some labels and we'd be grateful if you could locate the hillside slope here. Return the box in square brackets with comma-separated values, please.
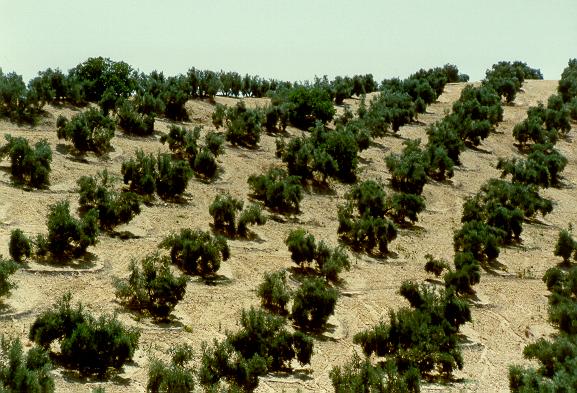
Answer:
[0, 80, 572, 392]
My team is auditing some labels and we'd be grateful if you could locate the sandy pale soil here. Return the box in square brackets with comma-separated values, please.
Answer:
[0, 80, 573, 392]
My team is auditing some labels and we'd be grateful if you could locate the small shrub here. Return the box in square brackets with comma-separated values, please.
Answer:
[199, 307, 313, 391]
[121, 149, 157, 196]
[285, 229, 350, 282]
[237, 203, 266, 238]
[277, 85, 335, 129]
[56, 108, 116, 154]
[247, 168, 303, 214]
[77, 170, 141, 230]
[116, 99, 154, 136]
[454, 220, 502, 262]
[291, 277, 338, 331]
[337, 181, 398, 255]
[209, 194, 266, 238]
[385, 139, 428, 195]
[554, 228, 577, 265]
[0, 135, 52, 188]
[156, 154, 192, 200]
[0, 336, 54, 393]
[330, 354, 420, 393]
[45, 200, 99, 259]
[193, 148, 218, 179]
[387, 193, 426, 224]
[159, 228, 230, 277]
[224, 101, 262, 148]
[424, 254, 449, 277]
[9, 229, 32, 263]
[0, 257, 18, 298]
[257, 270, 291, 314]
[114, 253, 187, 319]
[204, 131, 225, 156]
[29, 293, 140, 375]
[147, 345, 195, 393]
[209, 193, 244, 235]
[354, 282, 470, 379]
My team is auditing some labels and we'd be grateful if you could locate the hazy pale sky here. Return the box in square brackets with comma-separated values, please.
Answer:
[1, 0, 576, 83]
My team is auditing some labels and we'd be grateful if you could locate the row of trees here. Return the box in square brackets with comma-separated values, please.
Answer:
[508, 60, 577, 391]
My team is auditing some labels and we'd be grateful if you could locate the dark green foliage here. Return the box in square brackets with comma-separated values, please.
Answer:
[209, 194, 266, 238]
[263, 104, 290, 133]
[160, 125, 202, 160]
[69, 57, 137, 103]
[209, 193, 243, 235]
[223, 101, 262, 148]
[285, 229, 350, 282]
[29, 293, 139, 375]
[56, 108, 116, 154]
[211, 104, 226, 129]
[387, 193, 426, 224]
[257, 270, 291, 314]
[545, 94, 571, 136]
[291, 277, 338, 331]
[369, 90, 415, 132]
[77, 170, 141, 230]
[354, 282, 470, 379]
[121, 149, 158, 196]
[156, 154, 192, 199]
[193, 148, 218, 179]
[483, 61, 525, 103]
[116, 99, 154, 136]
[199, 307, 313, 391]
[444, 252, 481, 295]
[0, 257, 18, 298]
[276, 85, 335, 129]
[385, 139, 428, 195]
[450, 85, 503, 146]
[509, 263, 577, 391]
[160, 125, 222, 181]
[567, 97, 577, 120]
[498, 144, 567, 187]
[558, 58, 577, 103]
[461, 179, 552, 242]
[330, 354, 420, 393]
[45, 200, 99, 259]
[279, 122, 357, 183]
[204, 131, 225, 157]
[454, 220, 502, 261]
[554, 229, 577, 264]
[337, 181, 398, 255]
[348, 179, 387, 217]
[512, 97, 570, 146]
[9, 229, 31, 263]
[0, 336, 54, 393]
[135, 92, 165, 117]
[0, 69, 43, 124]
[424, 254, 449, 277]
[237, 204, 266, 238]
[159, 228, 230, 277]
[114, 253, 187, 319]
[161, 76, 190, 121]
[0, 135, 52, 188]
[426, 119, 464, 165]
[228, 307, 314, 370]
[247, 167, 303, 213]
[147, 345, 195, 393]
